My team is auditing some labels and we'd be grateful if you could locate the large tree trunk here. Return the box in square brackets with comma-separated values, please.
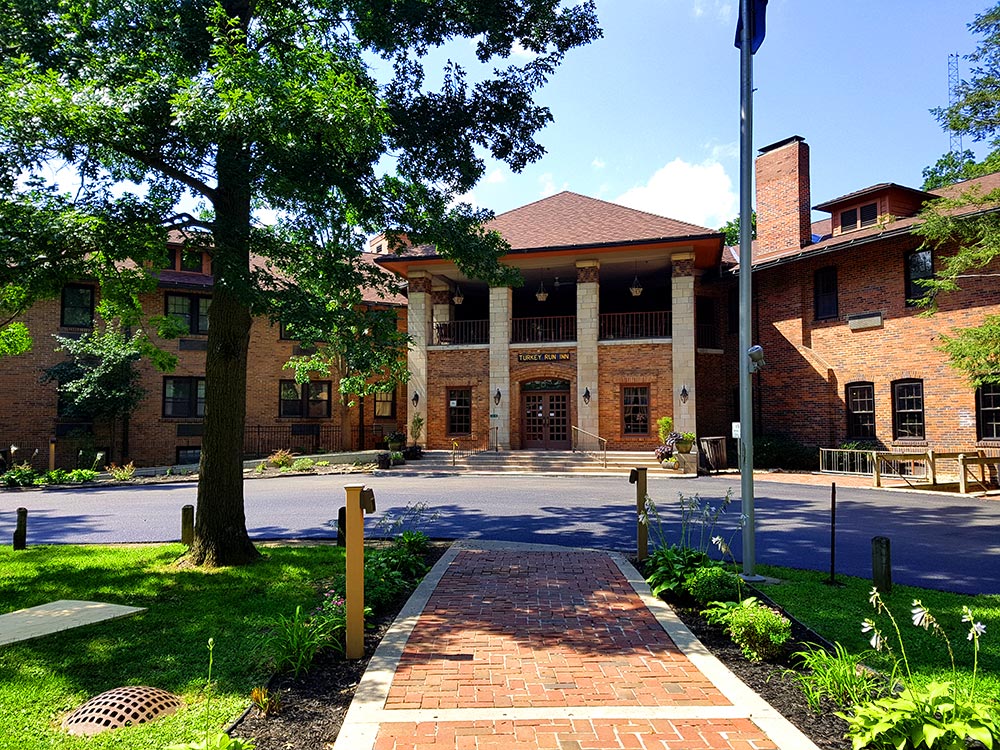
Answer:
[189, 284, 258, 566]
[189, 100, 260, 565]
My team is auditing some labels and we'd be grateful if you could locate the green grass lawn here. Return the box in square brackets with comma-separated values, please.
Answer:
[755, 564, 1000, 704]
[0, 544, 346, 750]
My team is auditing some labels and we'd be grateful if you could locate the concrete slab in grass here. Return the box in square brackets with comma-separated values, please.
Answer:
[0, 600, 146, 646]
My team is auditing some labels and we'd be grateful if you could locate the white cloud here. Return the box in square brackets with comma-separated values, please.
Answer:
[691, 0, 733, 23]
[485, 168, 506, 184]
[538, 172, 568, 198]
[592, 158, 606, 169]
[707, 140, 739, 161]
[615, 158, 737, 229]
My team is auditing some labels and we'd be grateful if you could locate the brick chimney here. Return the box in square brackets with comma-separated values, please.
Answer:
[755, 136, 811, 258]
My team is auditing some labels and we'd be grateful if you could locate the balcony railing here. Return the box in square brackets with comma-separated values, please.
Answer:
[511, 315, 576, 343]
[434, 319, 488, 345]
[599, 310, 671, 340]
[697, 322, 721, 349]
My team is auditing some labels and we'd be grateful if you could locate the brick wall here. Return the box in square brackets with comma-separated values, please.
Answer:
[753, 235, 1000, 452]
[597, 343, 672, 450]
[1, 287, 406, 468]
[425, 347, 490, 449]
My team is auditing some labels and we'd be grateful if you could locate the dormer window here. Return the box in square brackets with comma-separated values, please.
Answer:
[168, 246, 209, 273]
[840, 202, 878, 233]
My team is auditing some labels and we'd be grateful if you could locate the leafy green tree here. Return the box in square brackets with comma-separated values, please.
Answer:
[0, 0, 600, 565]
[916, 3, 1000, 387]
[920, 149, 1000, 190]
[41, 324, 149, 461]
[719, 211, 756, 246]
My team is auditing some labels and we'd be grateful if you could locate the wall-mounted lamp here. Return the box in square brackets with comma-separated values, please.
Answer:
[748, 344, 766, 373]
[679, 385, 689, 404]
[411, 392, 420, 408]
[494, 388, 502, 406]
[452, 285, 464, 305]
[582, 387, 591, 405]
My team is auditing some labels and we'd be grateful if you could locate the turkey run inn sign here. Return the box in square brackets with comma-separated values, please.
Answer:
[517, 352, 573, 362]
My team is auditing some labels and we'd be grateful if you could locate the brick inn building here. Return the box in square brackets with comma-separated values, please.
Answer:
[2, 135, 999, 469]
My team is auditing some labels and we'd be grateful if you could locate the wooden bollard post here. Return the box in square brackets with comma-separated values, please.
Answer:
[872, 536, 892, 594]
[344, 484, 375, 659]
[181, 505, 194, 545]
[49, 438, 56, 472]
[13, 507, 27, 550]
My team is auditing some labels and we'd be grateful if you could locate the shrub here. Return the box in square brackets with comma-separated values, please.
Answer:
[396, 530, 430, 556]
[267, 605, 331, 677]
[290, 457, 315, 472]
[249, 686, 281, 717]
[786, 642, 883, 713]
[315, 460, 330, 467]
[267, 448, 295, 468]
[656, 415, 673, 444]
[753, 434, 818, 470]
[726, 603, 792, 661]
[644, 544, 709, 598]
[2, 462, 37, 487]
[683, 566, 741, 605]
[106, 461, 136, 481]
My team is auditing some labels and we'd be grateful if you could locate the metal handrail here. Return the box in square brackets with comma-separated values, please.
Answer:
[450, 427, 501, 465]
[571, 426, 607, 468]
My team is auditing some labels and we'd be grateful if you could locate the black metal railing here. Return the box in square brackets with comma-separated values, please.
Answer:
[244, 425, 346, 458]
[434, 319, 489, 345]
[511, 315, 576, 343]
[599, 310, 671, 340]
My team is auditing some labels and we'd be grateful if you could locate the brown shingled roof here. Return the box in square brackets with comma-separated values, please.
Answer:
[489, 191, 716, 250]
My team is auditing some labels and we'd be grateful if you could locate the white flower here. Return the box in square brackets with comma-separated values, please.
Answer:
[911, 601, 929, 629]
[862, 619, 883, 651]
[968, 621, 986, 641]
[711, 535, 722, 546]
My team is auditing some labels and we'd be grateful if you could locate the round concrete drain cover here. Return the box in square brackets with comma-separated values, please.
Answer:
[62, 685, 182, 735]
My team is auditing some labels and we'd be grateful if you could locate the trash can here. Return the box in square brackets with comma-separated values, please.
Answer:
[699, 436, 727, 473]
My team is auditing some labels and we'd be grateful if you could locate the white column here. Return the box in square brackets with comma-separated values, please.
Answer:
[489, 285, 512, 449]
[575, 260, 599, 436]
[407, 272, 431, 444]
[671, 253, 697, 437]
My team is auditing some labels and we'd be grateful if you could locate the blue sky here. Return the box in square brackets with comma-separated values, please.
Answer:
[455, 0, 993, 228]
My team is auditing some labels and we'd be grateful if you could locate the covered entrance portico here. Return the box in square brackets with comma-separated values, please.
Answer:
[521, 379, 571, 449]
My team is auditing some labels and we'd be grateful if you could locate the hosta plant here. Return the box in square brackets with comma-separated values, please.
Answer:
[837, 590, 996, 750]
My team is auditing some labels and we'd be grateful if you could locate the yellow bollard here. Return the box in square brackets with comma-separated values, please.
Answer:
[49, 438, 56, 472]
[344, 483, 376, 659]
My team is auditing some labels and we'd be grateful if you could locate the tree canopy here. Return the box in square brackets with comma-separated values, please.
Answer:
[0, 0, 601, 564]
[916, 2, 1000, 387]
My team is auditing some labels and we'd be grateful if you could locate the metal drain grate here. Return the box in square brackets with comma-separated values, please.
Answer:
[62, 685, 182, 736]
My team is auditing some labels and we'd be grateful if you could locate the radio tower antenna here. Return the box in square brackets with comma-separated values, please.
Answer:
[949, 53, 963, 154]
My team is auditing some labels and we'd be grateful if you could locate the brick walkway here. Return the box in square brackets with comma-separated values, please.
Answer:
[333, 541, 818, 750]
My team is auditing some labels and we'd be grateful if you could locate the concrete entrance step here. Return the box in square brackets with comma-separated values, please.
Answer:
[396, 450, 698, 475]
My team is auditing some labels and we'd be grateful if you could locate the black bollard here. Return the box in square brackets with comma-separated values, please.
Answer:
[13, 507, 27, 550]
[872, 536, 892, 594]
[337, 506, 347, 547]
[181, 504, 194, 545]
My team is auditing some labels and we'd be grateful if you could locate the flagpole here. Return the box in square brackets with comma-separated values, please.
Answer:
[738, 0, 760, 580]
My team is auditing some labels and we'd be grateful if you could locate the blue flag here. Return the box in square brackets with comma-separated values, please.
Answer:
[735, 0, 767, 54]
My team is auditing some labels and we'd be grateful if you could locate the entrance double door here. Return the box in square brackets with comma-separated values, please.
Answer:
[522, 392, 570, 449]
